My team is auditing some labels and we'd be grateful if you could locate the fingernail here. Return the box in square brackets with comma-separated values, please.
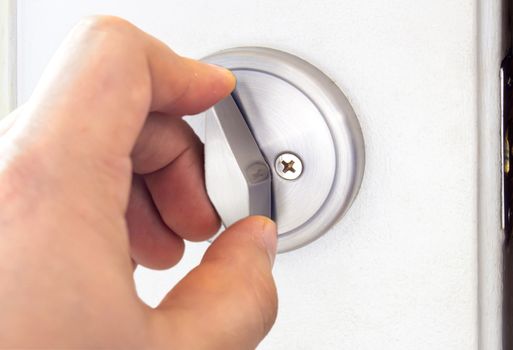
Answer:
[259, 217, 278, 266]
[207, 63, 237, 85]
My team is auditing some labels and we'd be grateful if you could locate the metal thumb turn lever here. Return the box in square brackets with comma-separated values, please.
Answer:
[204, 95, 272, 226]
[203, 47, 365, 253]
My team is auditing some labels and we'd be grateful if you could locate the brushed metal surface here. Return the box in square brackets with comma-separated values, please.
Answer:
[233, 70, 336, 234]
[205, 95, 271, 226]
[204, 47, 365, 252]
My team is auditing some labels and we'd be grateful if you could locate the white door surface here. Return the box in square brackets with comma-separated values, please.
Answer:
[12, 1, 505, 349]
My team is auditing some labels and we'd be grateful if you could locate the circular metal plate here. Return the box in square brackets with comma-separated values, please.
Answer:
[204, 47, 365, 252]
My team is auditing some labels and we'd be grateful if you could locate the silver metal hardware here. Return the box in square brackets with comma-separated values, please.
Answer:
[203, 47, 365, 252]
[204, 95, 271, 227]
[275, 153, 303, 180]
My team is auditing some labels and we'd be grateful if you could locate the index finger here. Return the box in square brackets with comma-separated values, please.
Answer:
[3, 16, 235, 254]
[21, 15, 235, 160]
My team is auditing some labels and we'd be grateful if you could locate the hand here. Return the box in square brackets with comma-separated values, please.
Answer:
[0, 16, 277, 349]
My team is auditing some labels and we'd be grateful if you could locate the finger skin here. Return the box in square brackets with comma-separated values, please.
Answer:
[0, 16, 233, 263]
[150, 217, 278, 350]
[9, 15, 235, 224]
[131, 113, 220, 241]
[0, 15, 280, 350]
[144, 143, 220, 242]
[24, 16, 236, 159]
[131, 113, 199, 175]
[126, 175, 185, 269]
[0, 16, 238, 348]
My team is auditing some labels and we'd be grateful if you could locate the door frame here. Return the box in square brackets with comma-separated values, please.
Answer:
[0, 0, 17, 117]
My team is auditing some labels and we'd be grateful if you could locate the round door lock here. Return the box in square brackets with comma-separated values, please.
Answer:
[203, 47, 365, 253]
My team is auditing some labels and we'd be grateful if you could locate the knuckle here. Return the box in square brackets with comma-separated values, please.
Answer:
[72, 16, 151, 118]
[72, 16, 138, 70]
[78, 15, 134, 35]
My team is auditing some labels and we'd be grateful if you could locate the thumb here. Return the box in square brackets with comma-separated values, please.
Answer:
[150, 216, 278, 350]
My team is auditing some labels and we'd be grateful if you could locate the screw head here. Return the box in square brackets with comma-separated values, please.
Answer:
[275, 153, 303, 180]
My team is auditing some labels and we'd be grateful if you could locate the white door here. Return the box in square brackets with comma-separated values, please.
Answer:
[11, 1, 505, 349]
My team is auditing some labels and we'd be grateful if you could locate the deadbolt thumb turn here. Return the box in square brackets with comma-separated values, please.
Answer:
[203, 47, 365, 253]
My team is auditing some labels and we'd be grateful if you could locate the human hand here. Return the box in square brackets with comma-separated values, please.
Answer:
[0, 16, 277, 349]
